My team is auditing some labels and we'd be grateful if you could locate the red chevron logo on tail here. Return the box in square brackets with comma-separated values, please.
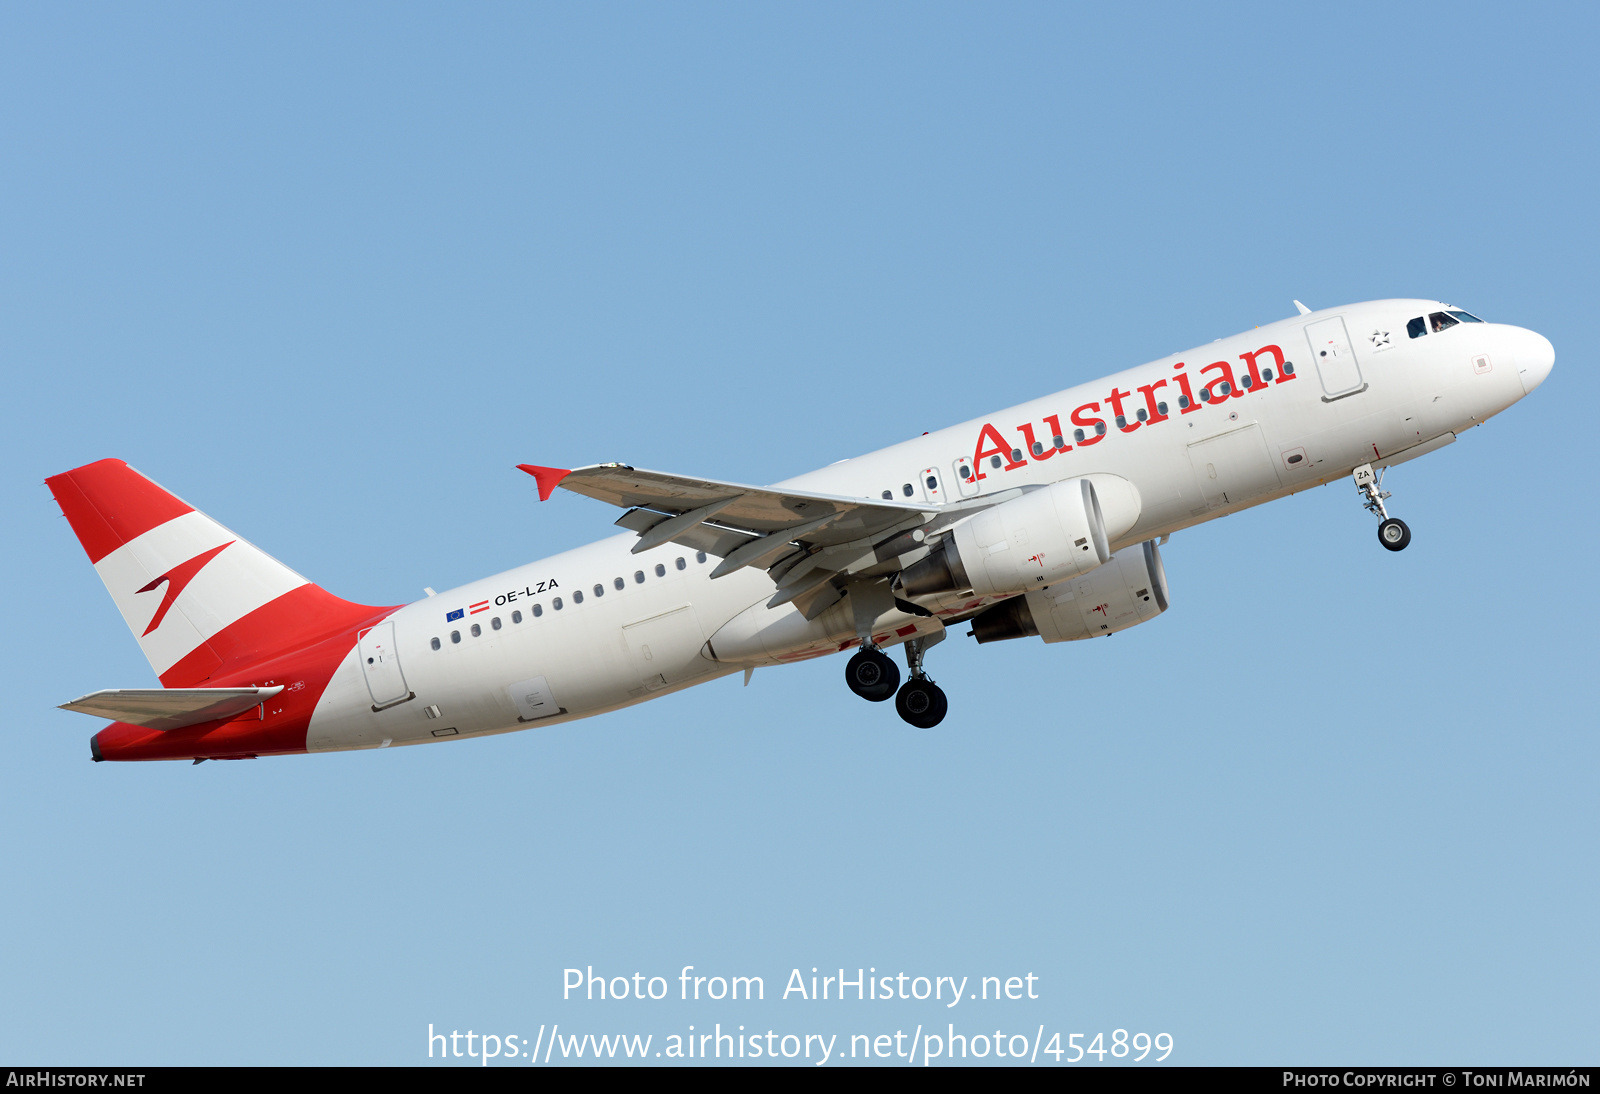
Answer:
[135, 541, 235, 636]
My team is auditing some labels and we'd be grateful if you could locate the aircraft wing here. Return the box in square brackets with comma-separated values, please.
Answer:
[60, 686, 285, 731]
[519, 463, 946, 615]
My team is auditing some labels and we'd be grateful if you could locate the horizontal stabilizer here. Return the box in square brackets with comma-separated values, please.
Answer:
[60, 686, 285, 731]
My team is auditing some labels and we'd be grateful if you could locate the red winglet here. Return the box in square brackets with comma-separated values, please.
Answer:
[517, 464, 571, 502]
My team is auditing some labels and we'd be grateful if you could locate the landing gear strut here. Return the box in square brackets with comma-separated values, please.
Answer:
[1353, 463, 1411, 552]
[894, 634, 948, 729]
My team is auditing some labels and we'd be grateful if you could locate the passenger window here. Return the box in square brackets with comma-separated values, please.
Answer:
[1010, 448, 1023, 462]
[1114, 415, 1127, 428]
[1051, 434, 1065, 448]
[533, 603, 543, 617]
[574, 590, 584, 604]
[958, 464, 972, 480]
[634, 570, 645, 584]
[1155, 403, 1168, 416]
[1429, 311, 1458, 333]
[675, 557, 686, 570]
[431, 637, 441, 651]
[655, 563, 666, 577]
[990, 455, 1002, 468]
[902, 483, 914, 496]
[696, 551, 707, 563]
[1407, 316, 1427, 338]
[553, 597, 563, 610]
[593, 584, 603, 597]
[491, 616, 502, 630]
[925, 476, 937, 490]
[881, 490, 892, 499]
[613, 577, 624, 590]
[1177, 396, 1190, 409]
[470, 623, 481, 637]
[1095, 422, 1106, 435]
[512, 610, 522, 623]
[450, 630, 461, 643]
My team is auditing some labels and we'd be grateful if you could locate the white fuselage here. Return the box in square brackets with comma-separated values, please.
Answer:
[305, 299, 1552, 753]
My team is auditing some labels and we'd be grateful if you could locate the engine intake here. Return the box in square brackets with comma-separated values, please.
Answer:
[969, 539, 1169, 644]
[902, 476, 1140, 600]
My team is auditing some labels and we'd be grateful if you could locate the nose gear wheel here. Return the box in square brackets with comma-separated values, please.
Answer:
[1378, 517, 1411, 551]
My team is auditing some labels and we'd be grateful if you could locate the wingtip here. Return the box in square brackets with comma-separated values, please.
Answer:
[516, 464, 572, 502]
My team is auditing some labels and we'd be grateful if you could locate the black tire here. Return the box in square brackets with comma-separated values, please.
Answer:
[895, 679, 948, 729]
[1378, 518, 1411, 552]
[845, 648, 900, 701]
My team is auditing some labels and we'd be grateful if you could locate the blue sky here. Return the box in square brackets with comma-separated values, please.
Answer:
[2, 2, 1595, 1065]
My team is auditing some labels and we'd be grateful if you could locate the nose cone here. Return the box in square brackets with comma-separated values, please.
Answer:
[1516, 329, 1555, 394]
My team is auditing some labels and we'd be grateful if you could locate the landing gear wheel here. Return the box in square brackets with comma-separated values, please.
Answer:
[845, 647, 899, 702]
[1378, 518, 1411, 552]
[895, 679, 948, 729]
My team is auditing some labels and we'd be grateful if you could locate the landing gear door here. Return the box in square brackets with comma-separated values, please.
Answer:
[1305, 316, 1368, 401]
[358, 620, 412, 709]
[951, 457, 980, 498]
[919, 467, 946, 505]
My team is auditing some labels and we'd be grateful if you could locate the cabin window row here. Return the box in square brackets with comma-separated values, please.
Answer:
[428, 552, 710, 650]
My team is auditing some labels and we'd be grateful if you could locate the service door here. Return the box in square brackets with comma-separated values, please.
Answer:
[358, 621, 411, 709]
[1186, 424, 1284, 510]
[1305, 316, 1366, 400]
[507, 675, 560, 721]
[622, 606, 709, 691]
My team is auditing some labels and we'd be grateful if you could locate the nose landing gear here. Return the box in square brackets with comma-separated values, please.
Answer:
[1353, 463, 1411, 552]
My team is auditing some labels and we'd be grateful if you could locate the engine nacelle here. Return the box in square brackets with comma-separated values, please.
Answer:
[901, 474, 1141, 600]
[969, 539, 1169, 644]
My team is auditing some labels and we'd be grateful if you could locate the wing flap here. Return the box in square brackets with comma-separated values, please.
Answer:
[60, 686, 285, 731]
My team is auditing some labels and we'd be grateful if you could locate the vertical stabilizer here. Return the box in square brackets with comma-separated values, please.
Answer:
[47, 459, 390, 687]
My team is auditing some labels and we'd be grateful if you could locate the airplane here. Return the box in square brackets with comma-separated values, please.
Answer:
[49, 298, 1553, 762]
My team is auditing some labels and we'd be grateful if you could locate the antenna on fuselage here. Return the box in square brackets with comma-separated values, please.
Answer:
[1293, 300, 1312, 315]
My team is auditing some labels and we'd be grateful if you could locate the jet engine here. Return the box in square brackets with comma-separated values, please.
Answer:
[899, 474, 1141, 600]
[969, 539, 1168, 644]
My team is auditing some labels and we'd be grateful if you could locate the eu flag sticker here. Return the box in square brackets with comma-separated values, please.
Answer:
[446, 608, 465, 622]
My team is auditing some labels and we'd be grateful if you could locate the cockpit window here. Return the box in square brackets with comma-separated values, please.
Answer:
[1446, 309, 1483, 323]
[1407, 316, 1427, 339]
[1429, 311, 1459, 334]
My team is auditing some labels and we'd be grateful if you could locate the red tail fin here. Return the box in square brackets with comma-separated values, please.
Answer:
[47, 459, 396, 687]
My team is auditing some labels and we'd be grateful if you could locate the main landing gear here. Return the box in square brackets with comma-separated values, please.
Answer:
[1353, 462, 1411, 552]
[844, 645, 899, 702]
[845, 634, 948, 729]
